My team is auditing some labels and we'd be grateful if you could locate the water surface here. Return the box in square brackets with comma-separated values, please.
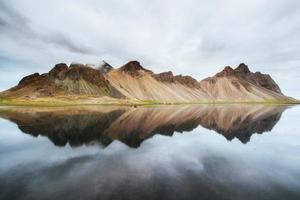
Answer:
[0, 105, 299, 200]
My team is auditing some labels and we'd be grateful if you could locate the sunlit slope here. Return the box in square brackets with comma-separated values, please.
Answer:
[199, 64, 295, 102]
[106, 67, 210, 102]
[200, 76, 289, 102]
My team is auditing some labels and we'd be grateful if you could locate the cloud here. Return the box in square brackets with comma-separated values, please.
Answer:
[0, 1, 33, 37]
[0, 1, 94, 55]
[42, 32, 95, 54]
[0, 0, 299, 98]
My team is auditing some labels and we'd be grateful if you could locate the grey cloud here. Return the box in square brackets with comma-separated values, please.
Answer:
[0, 1, 33, 37]
[0, 1, 94, 55]
[42, 32, 95, 54]
[0, 0, 299, 98]
[0, 16, 8, 26]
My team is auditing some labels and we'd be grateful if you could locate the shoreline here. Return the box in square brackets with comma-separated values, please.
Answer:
[0, 97, 299, 107]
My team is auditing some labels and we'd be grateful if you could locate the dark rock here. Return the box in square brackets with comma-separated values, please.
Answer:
[174, 75, 201, 89]
[235, 63, 251, 75]
[249, 72, 282, 94]
[70, 62, 85, 68]
[119, 61, 153, 76]
[49, 63, 68, 80]
[65, 66, 106, 85]
[153, 71, 201, 88]
[11, 72, 57, 97]
[18, 73, 41, 86]
[152, 71, 175, 83]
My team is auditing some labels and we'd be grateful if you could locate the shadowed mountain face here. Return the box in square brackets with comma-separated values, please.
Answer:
[0, 105, 287, 147]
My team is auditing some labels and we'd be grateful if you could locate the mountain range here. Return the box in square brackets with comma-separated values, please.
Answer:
[0, 61, 297, 104]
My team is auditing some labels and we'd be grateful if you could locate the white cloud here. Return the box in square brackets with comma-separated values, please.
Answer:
[0, 0, 299, 98]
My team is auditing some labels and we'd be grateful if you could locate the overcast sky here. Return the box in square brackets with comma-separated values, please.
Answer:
[0, 0, 299, 98]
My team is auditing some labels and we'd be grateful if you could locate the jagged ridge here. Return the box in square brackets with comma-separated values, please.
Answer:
[0, 60, 296, 103]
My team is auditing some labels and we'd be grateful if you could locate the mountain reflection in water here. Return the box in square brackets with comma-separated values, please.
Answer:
[0, 105, 287, 147]
[0, 105, 299, 200]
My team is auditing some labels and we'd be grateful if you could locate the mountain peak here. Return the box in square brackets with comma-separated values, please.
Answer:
[119, 61, 152, 76]
[217, 63, 251, 77]
[235, 63, 251, 75]
[206, 63, 284, 95]
[69, 62, 85, 68]
[98, 60, 113, 74]
[216, 66, 234, 77]
[49, 63, 68, 80]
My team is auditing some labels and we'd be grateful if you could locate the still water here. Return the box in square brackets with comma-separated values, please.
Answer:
[0, 105, 299, 200]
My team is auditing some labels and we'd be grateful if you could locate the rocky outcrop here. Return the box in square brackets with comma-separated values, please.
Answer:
[174, 75, 201, 89]
[49, 63, 68, 80]
[152, 71, 201, 88]
[18, 73, 43, 87]
[119, 61, 153, 76]
[6, 72, 58, 97]
[152, 71, 175, 83]
[248, 72, 282, 94]
[235, 63, 251, 75]
[69, 62, 86, 68]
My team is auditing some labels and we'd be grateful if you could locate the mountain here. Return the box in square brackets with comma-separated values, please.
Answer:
[0, 63, 123, 99]
[0, 60, 296, 104]
[199, 63, 289, 102]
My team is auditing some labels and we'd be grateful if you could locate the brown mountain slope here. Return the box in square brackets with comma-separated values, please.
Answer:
[105, 61, 210, 102]
[199, 63, 293, 102]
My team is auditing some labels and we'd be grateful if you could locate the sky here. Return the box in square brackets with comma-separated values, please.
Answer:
[0, 0, 299, 98]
